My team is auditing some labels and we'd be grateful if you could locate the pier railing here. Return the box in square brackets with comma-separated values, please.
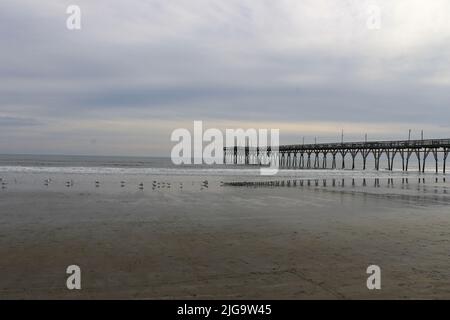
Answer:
[280, 138, 450, 151]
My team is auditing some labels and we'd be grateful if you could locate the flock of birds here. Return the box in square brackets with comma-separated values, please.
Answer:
[0, 177, 212, 191]
[0, 177, 17, 189]
[1, 177, 6, 189]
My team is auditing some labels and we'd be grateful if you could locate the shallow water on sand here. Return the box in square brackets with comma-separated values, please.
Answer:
[0, 160, 449, 299]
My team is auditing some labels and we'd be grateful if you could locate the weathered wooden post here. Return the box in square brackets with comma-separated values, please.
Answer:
[331, 150, 338, 169]
[443, 148, 448, 174]
[350, 149, 358, 170]
[340, 150, 348, 169]
[223, 147, 226, 164]
[405, 149, 412, 171]
[386, 149, 391, 170]
[415, 150, 421, 173]
[422, 148, 430, 173]
[373, 149, 381, 170]
[400, 150, 405, 171]
[390, 149, 397, 171]
[307, 151, 312, 168]
[432, 148, 438, 173]
[362, 149, 370, 170]
[245, 144, 249, 165]
[314, 151, 320, 168]
[322, 151, 328, 168]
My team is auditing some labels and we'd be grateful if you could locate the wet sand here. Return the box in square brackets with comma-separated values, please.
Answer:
[0, 175, 449, 299]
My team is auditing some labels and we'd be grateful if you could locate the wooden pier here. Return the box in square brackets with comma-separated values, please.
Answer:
[224, 138, 450, 173]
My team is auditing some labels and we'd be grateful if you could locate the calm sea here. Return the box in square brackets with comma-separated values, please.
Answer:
[0, 153, 442, 176]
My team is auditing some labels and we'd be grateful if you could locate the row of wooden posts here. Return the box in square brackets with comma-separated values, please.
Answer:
[224, 142, 450, 173]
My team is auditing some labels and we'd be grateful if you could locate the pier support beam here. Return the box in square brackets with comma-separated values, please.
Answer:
[432, 148, 438, 173]
[386, 150, 391, 171]
[405, 150, 412, 171]
[400, 150, 405, 171]
[314, 152, 320, 169]
[362, 150, 370, 170]
[350, 150, 358, 170]
[444, 148, 448, 174]
[422, 149, 431, 173]
[373, 150, 381, 170]
[340, 150, 348, 169]
[331, 151, 338, 169]
[244, 146, 249, 165]
[390, 149, 397, 171]
[415, 150, 422, 173]
[307, 152, 312, 169]
[322, 152, 328, 169]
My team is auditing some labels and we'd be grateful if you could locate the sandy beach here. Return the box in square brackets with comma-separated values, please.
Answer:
[1, 173, 449, 299]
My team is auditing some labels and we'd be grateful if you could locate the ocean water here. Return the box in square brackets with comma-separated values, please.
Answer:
[0, 153, 448, 200]
[0, 153, 445, 174]
[1, 154, 450, 298]
[0, 153, 447, 185]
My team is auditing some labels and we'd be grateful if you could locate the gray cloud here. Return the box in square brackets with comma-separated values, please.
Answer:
[1, 0, 450, 155]
[0, 116, 40, 126]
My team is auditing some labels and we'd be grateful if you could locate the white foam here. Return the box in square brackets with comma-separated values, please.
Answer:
[0, 165, 438, 178]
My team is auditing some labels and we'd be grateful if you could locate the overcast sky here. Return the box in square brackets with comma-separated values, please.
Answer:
[1, 0, 450, 156]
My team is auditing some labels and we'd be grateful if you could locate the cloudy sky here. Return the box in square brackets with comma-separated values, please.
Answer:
[1, 0, 450, 156]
